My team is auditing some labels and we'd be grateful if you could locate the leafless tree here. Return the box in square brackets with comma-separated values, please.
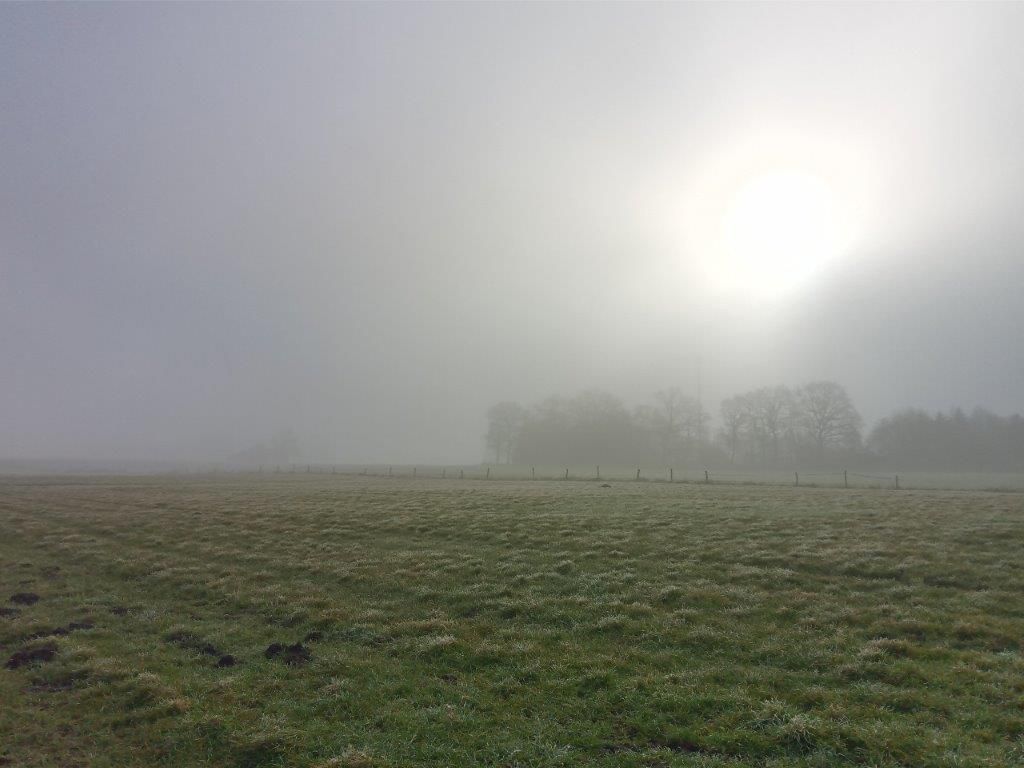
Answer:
[796, 381, 862, 455]
[485, 401, 526, 463]
[718, 395, 749, 464]
[748, 385, 796, 464]
[653, 387, 705, 464]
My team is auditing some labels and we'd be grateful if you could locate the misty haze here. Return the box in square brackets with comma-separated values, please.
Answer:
[2, 3, 1024, 767]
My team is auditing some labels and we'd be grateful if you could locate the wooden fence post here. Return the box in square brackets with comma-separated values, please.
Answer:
[670, 467, 674, 482]
[705, 470, 710, 484]
[844, 470, 848, 488]
[532, 466, 536, 480]
[486, 467, 490, 479]
[794, 472, 799, 487]
[636, 468, 640, 480]
[895, 475, 900, 490]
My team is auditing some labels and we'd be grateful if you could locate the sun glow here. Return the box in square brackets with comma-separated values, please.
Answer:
[679, 133, 873, 300]
[718, 169, 848, 293]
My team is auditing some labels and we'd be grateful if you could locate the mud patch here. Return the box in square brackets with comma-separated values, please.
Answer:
[25, 621, 94, 641]
[0, 608, 19, 618]
[265, 642, 312, 666]
[5, 642, 57, 670]
[647, 736, 707, 754]
[28, 668, 90, 693]
[216, 654, 236, 668]
[166, 631, 222, 657]
[9, 593, 40, 606]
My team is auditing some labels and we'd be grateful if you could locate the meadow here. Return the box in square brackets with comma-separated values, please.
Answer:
[1, 475, 1023, 767]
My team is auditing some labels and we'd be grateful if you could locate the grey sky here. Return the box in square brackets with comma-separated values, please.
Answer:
[2, 2, 1023, 463]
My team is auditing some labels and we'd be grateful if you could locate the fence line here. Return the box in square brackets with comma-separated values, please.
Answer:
[199, 464, 925, 491]
[38, 461, 1019, 492]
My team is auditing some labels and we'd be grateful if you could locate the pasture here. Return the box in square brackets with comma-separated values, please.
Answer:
[2, 475, 1023, 767]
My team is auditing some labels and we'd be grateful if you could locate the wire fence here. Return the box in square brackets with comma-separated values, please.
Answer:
[186, 463, 1024, 492]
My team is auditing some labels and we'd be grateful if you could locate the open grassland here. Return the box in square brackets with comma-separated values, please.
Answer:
[2, 476, 1023, 767]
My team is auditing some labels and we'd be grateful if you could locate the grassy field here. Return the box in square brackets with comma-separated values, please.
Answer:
[2, 475, 1023, 767]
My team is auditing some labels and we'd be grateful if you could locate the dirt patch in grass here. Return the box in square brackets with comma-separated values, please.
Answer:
[265, 642, 312, 666]
[5, 642, 57, 670]
[9, 593, 39, 606]
[216, 654, 236, 668]
[0, 607, 19, 618]
[166, 631, 222, 657]
[28, 667, 91, 693]
[23, 621, 94, 641]
[923, 573, 989, 590]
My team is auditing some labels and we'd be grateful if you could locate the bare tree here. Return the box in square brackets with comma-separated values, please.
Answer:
[653, 387, 704, 464]
[485, 401, 526, 463]
[652, 387, 684, 463]
[748, 385, 795, 465]
[718, 395, 749, 464]
[796, 381, 862, 455]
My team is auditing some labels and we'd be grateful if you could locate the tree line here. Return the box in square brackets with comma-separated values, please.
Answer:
[486, 385, 1024, 471]
[868, 407, 1024, 471]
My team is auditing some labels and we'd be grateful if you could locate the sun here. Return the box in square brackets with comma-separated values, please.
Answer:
[716, 169, 848, 296]
[676, 132, 872, 301]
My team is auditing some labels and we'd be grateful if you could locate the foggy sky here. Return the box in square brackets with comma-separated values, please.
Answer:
[2, 2, 1023, 464]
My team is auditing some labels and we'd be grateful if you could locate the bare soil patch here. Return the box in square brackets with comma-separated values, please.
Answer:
[5, 642, 57, 670]
[265, 642, 312, 666]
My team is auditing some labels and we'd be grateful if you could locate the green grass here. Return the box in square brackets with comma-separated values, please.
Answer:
[2, 475, 1023, 767]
